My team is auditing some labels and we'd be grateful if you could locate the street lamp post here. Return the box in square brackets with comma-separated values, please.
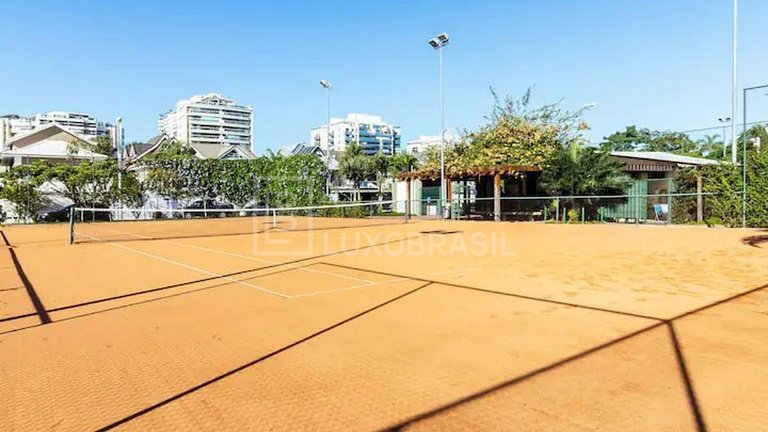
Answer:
[429, 33, 450, 219]
[718, 117, 731, 159]
[741, 84, 768, 228]
[320, 80, 332, 196]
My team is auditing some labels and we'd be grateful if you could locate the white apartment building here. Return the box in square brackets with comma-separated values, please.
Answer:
[158, 93, 253, 148]
[0, 112, 116, 147]
[310, 113, 401, 156]
[405, 132, 459, 155]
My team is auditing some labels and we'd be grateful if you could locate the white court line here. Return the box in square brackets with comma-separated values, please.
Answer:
[85, 225, 377, 284]
[77, 232, 290, 299]
[290, 269, 475, 299]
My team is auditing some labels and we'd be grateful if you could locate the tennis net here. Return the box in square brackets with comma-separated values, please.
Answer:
[69, 200, 406, 244]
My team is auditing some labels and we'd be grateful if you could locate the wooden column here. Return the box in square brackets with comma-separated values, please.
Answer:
[494, 173, 501, 222]
[696, 169, 703, 222]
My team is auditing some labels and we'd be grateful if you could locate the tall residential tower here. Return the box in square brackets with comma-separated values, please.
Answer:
[310, 113, 400, 156]
[158, 93, 253, 148]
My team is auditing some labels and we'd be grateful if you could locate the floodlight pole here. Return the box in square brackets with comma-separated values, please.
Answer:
[741, 84, 768, 228]
[440, 45, 446, 218]
[320, 80, 332, 196]
[326, 85, 331, 195]
[429, 33, 450, 219]
[731, 0, 738, 163]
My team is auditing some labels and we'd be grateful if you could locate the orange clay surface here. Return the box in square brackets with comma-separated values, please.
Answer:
[1, 217, 767, 431]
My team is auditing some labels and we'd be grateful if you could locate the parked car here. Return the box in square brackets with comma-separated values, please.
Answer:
[38, 204, 74, 223]
[239, 202, 268, 217]
[184, 200, 235, 218]
[38, 204, 112, 222]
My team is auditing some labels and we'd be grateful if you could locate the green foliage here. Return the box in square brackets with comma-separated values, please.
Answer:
[674, 147, 768, 227]
[0, 163, 47, 222]
[421, 89, 588, 177]
[371, 152, 390, 204]
[600, 126, 653, 151]
[540, 144, 632, 199]
[67, 137, 113, 157]
[567, 208, 579, 224]
[339, 143, 373, 201]
[45, 160, 122, 207]
[600, 126, 699, 155]
[142, 152, 327, 207]
[390, 152, 420, 174]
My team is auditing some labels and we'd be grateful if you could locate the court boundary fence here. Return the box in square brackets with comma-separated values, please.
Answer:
[67, 192, 720, 245]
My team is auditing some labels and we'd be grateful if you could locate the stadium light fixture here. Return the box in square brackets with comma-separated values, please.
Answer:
[718, 117, 731, 159]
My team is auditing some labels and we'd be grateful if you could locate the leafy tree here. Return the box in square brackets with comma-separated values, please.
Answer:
[67, 136, 113, 157]
[600, 126, 698, 155]
[540, 144, 632, 212]
[265, 154, 327, 206]
[339, 142, 373, 201]
[675, 144, 768, 227]
[45, 160, 122, 208]
[646, 131, 699, 155]
[0, 163, 47, 222]
[422, 88, 588, 177]
[142, 141, 197, 204]
[600, 126, 654, 151]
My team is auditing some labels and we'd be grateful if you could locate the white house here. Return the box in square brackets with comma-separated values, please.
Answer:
[125, 133, 257, 166]
[0, 123, 108, 170]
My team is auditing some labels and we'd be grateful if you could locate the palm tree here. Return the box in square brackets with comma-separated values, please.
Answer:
[540, 143, 632, 215]
[339, 142, 372, 201]
[391, 152, 420, 174]
[371, 152, 390, 210]
[697, 134, 723, 159]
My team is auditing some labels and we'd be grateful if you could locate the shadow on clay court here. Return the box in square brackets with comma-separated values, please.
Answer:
[4, 224, 768, 432]
[741, 230, 768, 248]
[0, 234, 425, 334]
[91, 282, 432, 432]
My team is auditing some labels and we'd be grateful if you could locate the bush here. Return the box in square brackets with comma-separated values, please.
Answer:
[674, 149, 768, 227]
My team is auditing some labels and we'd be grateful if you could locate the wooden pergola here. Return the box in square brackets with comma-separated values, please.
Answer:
[398, 165, 542, 221]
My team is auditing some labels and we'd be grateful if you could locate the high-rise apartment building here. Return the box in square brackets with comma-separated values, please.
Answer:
[405, 132, 459, 154]
[1, 112, 114, 140]
[158, 93, 253, 147]
[310, 113, 401, 156]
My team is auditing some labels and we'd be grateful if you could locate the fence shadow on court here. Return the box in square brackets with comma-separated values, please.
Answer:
[741, 230, 768, 248]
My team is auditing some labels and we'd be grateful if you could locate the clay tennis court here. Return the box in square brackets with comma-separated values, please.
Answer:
[1, 215, 767, 431]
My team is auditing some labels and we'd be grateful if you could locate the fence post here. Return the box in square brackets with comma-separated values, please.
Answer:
[493, 173, 501, 222]
[581, 207, 585, 224]
[667, 178, 673, 225]
[69, 207, 75, 245]
[543, 206, 547, 222]
[404, 179, 411, 223]
[272, 209, 277, 229]
[555, 198, 560, 223]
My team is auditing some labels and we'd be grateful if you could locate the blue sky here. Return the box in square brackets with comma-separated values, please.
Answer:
[1, 0, 767, 152]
